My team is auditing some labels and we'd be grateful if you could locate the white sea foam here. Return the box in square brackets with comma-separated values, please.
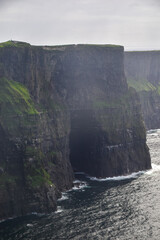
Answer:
[147, 129, 160, 137]
[87, 163, 160, 181]
[72, 184, 87, 190]
[27, 223, 34, 227]
[31, 212, 38, 215]
[87, 171, 145, 182]
[30, 212, 46, 217]
[0, 216, 17, 223]
[55, 206, 63, 213]
[67, 180, 89, 191]
[58, 192, 69, 201]
[74, 180, 89, 190]
[73, 180, 81, 184]
[0, 219, 6, 223]
[147, 129, 158, 134]
[146, 163, 160, 175]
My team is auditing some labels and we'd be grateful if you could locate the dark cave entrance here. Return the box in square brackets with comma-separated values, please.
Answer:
[69, 109, 102, 176]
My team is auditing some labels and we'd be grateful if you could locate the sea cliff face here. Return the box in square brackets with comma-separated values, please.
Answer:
[0, 41, 151, 220]
[125, 51, 160, 129]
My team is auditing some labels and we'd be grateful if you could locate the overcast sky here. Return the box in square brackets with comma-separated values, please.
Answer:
[0, 0, 160, 50]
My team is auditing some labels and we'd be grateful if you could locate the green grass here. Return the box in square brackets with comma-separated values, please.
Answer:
[0, 77, 39, 135]
[24, 147, 54, 188]
[127, 78, 156, 92]
[77, 44, 123, 49]
[0, 41, 123, 49]
[0, 77, 38, 115]
[26, 167, 52, 188]
[41, 43, 123, 49]
[0, 40, 30, 48]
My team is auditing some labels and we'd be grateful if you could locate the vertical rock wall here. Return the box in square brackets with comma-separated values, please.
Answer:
[0, 41, 151, 220]
[125, 51, 160, 129]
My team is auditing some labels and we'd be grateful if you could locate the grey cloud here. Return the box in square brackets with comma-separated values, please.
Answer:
[0, 0, 19, 6]
[0, 0, 21, 12]
[0, 0, 160, 50]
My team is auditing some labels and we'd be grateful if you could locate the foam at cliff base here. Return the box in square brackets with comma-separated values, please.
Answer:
[55, 206, 64, 213]
[58, 181, 90, 202]
[87, 171, 145, 182]
[66, 180, 90, 192]
[147, 129, 160, 136]
[73, 180, 89, 190]
[87, 163, 160, 181]
[58, 192, 69, 201]
[146, 163, 160, 175]
[147, 129, 160, 134]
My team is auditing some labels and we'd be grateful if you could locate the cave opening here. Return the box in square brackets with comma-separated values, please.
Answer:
[69, 109, 101, 176]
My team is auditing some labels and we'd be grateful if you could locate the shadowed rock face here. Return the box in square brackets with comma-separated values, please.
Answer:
[0, 42, 151, 220]
[125, 51, 160, 129]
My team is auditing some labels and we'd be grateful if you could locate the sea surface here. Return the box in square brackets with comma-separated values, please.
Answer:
[1, 129, 160, 240]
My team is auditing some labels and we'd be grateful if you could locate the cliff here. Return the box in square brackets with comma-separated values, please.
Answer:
[0, 41, 151, 220]
[125, 51, 160, 129]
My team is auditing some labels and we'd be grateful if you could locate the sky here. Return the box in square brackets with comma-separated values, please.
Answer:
[0, 0, 160, 50]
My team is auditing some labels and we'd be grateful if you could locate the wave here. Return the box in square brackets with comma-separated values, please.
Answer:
[72, 184, 87, 191]
[55, 206, 64, 213]
[58, 192, 69, 201]
[147, 129, 160, 137]
[146, 163, 160, 175]
[0, 216, 16, 224]
[87, 163, 160, 182]
[67, 180, 90, 192]
[27, 223, 34, 227]
[29, 212, 46, 217]
[147, 129, 158, 134]
[87, 171, 145, 182]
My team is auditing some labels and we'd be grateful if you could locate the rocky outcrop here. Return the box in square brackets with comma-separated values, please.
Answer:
[125, 51, 160, 129]
[0, 41, 151, 220]
[0, 42, 74, 220]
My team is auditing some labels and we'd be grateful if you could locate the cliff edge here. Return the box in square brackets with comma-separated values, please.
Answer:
[0, 41, 151, 220]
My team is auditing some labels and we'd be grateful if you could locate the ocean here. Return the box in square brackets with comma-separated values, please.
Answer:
[0, 129, 160, 240]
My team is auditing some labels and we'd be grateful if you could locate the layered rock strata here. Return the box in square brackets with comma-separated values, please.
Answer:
[0, 41, 151, 220]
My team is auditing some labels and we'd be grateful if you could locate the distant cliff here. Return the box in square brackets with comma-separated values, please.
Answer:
[125, 51, 160, 129]
[0, 41, 151, 220]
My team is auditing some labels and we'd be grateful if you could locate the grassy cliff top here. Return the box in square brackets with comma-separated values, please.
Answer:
[0, 40, 123, 50]
[42, 43, 124, 51]
[77, 44, 123, 48]
[0, 40, 30, 48]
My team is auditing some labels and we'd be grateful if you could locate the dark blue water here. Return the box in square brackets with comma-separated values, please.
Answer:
[1, 130, 160, 240]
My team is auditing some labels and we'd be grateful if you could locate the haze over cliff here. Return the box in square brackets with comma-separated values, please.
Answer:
[125, 51, 160, 129]
[0, 41, 151, 220]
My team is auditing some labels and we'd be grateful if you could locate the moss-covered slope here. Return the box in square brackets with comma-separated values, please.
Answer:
[0, 58, 73, 220]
